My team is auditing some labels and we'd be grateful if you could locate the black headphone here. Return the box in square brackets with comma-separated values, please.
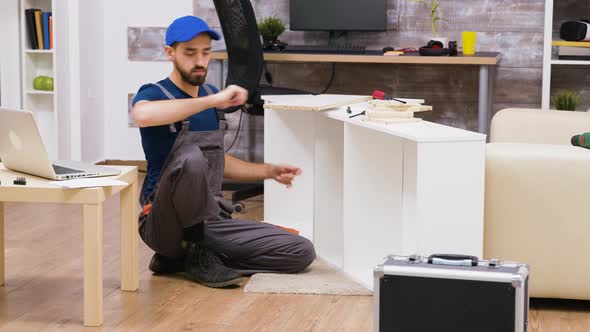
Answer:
[426, 40, 444, 49]
[419, 40, 449, 56]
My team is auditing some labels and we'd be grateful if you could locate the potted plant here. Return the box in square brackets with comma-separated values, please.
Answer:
[551, 89, 581, 111]
[410, 0, 448, 45]
[257, 16, 286, 51]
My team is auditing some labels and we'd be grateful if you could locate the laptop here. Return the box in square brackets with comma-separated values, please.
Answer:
[0, 108, 120, 180]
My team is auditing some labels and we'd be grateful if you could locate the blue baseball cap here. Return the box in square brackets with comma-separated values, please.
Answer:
[165, 16, 221, 46]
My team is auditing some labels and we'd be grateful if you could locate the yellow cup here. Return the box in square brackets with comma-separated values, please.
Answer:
[462, 31, 477, 55]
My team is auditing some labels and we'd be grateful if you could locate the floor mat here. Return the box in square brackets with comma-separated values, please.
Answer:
[243, 258, 372, 296]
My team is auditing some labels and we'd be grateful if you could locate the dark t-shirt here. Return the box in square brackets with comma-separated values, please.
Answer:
[131, 78, 219, 200]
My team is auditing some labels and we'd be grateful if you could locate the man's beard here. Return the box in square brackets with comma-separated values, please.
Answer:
[177, 64, 207, 86]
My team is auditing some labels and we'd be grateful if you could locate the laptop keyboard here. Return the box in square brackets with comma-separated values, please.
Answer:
[52, 164, 84, 175]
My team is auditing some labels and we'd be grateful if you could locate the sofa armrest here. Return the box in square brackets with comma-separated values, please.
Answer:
[491, 108, 590, 145]
[484, 143, 590, 299]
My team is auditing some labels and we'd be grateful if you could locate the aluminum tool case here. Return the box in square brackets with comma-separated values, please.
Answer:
[374, 254, 529, 332]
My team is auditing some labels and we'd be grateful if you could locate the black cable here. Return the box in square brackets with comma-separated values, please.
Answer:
[313, 31, 337, 95]
[264, 62, 273, 87]
[316, 63, 336, 95]
[225, 107, 244, 152]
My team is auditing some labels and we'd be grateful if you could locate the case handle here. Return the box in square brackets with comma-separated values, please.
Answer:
[427, 254, 478, 267]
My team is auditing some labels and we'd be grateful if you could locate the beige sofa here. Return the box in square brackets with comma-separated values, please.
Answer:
[484, 108, 590, 300]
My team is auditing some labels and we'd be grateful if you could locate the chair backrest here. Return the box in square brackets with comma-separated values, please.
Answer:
[213, 0, 263, 110]
[490, 108, 590, 145]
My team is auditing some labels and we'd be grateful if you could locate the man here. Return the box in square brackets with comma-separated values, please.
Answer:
[131, 16, 315, 288]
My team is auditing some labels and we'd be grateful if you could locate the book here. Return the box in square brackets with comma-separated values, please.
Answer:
[34, 9, 44, 50]
[42, 12, 50, 50]
[552, 40, 590, 48]
[558, 46, 590, 60]
[49, 14, 53, 49]
[24, 9, 38, 49]
[559, 46, 590, 55]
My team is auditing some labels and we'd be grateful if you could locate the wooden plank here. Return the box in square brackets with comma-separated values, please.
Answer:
[263, 94, 372, 111]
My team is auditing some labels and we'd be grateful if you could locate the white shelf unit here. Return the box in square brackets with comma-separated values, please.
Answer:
[551, 59, 590, 66]
[25, 49, 54, 54]
[20, 0, 58, 159]
[26, 90, 55, 95]
[542, 0, 590, 109]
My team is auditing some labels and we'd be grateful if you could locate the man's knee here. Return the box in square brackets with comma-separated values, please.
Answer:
[290, 236, 316, 272]
[139, 217, 186, 259]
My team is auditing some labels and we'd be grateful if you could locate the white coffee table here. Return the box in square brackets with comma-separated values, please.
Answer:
[0, 165, 139, 326]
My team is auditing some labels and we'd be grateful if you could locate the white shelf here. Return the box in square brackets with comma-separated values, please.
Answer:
[25, 49, 54, 54]
[20, 0, 58, 159]
[551, 59, 590, 66]
[26, 90, 54, 95]
[541, 0, 590, 109]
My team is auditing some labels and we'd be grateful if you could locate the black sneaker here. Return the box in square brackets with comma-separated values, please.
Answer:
[149, 253, 185, 274]
[184, 242, 243, 288]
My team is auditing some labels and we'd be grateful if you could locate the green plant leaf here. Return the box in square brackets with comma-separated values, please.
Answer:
[551, 89, 581, 111]
[257, 16, 286, 39]
[408, 0, 443, 33]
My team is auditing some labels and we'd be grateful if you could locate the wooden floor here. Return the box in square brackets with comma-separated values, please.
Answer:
[0, 179, 589, 331]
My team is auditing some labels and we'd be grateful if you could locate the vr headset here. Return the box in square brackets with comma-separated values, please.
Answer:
[561, 20, 590, 41]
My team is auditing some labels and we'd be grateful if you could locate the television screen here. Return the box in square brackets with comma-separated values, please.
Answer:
[290, 0, 387, 32]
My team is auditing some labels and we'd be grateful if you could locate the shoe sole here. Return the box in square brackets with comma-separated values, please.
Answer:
[186, 275, 244, 288]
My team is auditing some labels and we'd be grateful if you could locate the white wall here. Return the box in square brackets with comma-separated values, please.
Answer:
[0, 0, 21, 109]
[102, 0, 193, 161]
[55, 0, 80, 161]
[79, 0, 104, 162]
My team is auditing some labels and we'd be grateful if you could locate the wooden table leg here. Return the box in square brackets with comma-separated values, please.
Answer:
[83, 203, 103, 327]
[120, 181, 139, 291]
[0, 202, 4, 286]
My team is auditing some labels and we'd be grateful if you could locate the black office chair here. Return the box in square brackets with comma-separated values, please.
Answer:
[213, 0, 308, 212]
[212, 0, 302, 212]
[212, 0, 263, 106]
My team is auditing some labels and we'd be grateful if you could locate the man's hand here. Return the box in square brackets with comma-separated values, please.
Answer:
[224, 154, 302, 186]
[214, 85, 248, 109]
[267, 164, 302, 188]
